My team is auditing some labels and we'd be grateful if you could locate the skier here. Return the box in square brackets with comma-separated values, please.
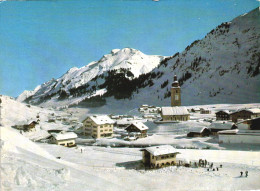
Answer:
[245, 171, 248, 177]
[240, 171, 243, 177]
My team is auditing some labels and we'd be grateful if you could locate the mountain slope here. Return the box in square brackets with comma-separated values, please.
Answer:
[100, 6, 260, 108]
[139, 7, 260, 106]
[17, 7, 260, 109]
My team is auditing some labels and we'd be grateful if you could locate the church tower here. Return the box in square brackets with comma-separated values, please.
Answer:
[171, 75, 181, 106]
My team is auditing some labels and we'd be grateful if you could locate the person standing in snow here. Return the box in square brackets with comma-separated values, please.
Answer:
[245, 171, 248, 177]
[240, 171, 243, 177]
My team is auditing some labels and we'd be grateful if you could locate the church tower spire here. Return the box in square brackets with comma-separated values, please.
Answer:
[171, 75, 181, 106]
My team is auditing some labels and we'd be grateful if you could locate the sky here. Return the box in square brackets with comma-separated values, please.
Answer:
[0, 0, 259, 97]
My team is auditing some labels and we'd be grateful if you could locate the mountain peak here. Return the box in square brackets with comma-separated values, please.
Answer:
[17, 47, 164, 104]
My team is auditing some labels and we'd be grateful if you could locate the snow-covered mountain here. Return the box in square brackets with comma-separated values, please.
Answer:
[17, 7, 260, 109]
[17, 48, 164, 106]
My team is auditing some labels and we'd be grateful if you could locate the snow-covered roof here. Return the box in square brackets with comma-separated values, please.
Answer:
[215, 110, 232, 114]
[116, 120, 132, 125]
[14, 120, 37, 126]
[218, 129, 238, 135]
[161, 107, 189, 116]
[51, 132, 78, 141]
[244, 108, 260, 114]
[143, 145, 180, 156]
[209, 121, 234, 129]
[189, 127, 209, 133]
[126, 122, 149, 131]
[231, 108, 260, 115]
[86, 115, 114, 125]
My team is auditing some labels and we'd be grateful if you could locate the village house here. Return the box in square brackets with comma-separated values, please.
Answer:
[50, 131, 77, 147]
[125, 122, 149, 139]
[209, 121, 234, 135]
[141, 145, 180, 168]
[48, 117, 56, 123]
[187, 127, 210, 137]
[82, 115, 114, 138]
[200, 108, 211, 114]
[161, 107, 190, 121]
[230, 108, 260, 123]
[14, 120, 38, 132]
[215, 110, 232, 121]
[190, 108, 201, 113]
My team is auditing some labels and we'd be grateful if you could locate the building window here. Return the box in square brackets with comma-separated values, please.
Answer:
[175, 95, 179, 100]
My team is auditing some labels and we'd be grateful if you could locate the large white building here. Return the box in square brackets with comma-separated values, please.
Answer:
[82, 115, 114, 138]
[218, 129, 260, 144]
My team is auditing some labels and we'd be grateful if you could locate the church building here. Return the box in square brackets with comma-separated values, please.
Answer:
[161, 75, 190, 122]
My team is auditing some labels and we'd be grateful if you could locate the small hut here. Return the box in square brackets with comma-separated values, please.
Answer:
[187, 127, 210, 137]
[13, 120, 38, 132]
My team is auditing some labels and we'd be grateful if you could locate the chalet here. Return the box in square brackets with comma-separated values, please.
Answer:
[200, 108, 211, 114]
[125, 122, 149, 139]
[215, 110, 232, 121]
[141, 145, 180, 168]
[14, 120, 38, 132]
[82, 115, 114, 138]
[209, 121, 234, 135]
[161, 107, 190, 121]
[187, 127, 210, 137]
[50, 131, 77, 147]
[230, 108, 260, 123]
